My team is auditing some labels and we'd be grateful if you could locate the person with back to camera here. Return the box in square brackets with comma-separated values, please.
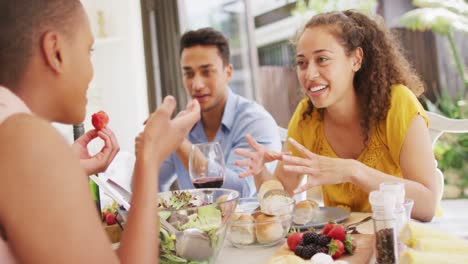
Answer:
[0, 0, 200, 263]
[235, 10, 438, 222]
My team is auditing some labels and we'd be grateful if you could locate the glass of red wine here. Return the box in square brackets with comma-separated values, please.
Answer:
[189, 142, 225, 202]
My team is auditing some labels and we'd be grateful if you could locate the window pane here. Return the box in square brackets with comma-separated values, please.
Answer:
[179, 0, 254, 99]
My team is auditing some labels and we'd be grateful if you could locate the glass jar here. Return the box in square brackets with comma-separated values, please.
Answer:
[373, 216, 398, 264]
[370, 191, 398, 264]
[380, 182, 407, 253]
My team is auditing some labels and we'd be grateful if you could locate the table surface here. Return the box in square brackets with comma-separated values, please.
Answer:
[218, 212, 373, 264]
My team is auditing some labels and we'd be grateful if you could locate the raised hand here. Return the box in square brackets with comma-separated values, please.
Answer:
[72, 127, 120, 175]
[139, 96, 200, 163]
[234, 134, 283, 178]
[283, 138, 353, 194]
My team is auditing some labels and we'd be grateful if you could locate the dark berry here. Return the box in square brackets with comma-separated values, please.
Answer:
[301, 244, 319, 259]
[319, 247, 328, 254]
[316, 234, 332, 247]
[294, 245, 304, 257]
[303, 231, 319, 245]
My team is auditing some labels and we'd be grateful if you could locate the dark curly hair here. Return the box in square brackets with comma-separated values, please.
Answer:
[179, 27, 230, 66]
[296, 10, 424, 143]
[0, 0, 83, 89]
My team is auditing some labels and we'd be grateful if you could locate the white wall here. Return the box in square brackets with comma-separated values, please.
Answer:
[55, 0, 149, 155]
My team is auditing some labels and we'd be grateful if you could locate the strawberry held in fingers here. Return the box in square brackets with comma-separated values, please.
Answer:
[91, 111, 109, 130]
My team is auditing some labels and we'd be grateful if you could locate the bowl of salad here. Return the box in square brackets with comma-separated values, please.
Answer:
[158, 188, 240, 264]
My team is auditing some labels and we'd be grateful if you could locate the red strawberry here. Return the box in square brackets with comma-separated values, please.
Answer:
[344, 234, 357, 254]
[327, 224, 346, 241]
[328, 239, 345, 259]
[105, 213, 116, 225]
[92, 111, 109, 130]
[287, 232, 303, 251]
[102, 211, 109, 221]
[321, 221, 335, 235]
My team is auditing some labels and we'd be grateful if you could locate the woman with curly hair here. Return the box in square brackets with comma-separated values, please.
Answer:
[235, 10, 437, 221]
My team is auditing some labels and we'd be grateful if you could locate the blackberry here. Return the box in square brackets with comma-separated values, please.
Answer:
[301, 244, 319, 259]
[294, 245, 304, 257]
[302, 231, 319, 245]
[316, 234, 332, 247]
[319, 246, 328, 254]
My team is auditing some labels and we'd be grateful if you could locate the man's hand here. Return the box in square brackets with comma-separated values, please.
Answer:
[72, 127, 120, 175]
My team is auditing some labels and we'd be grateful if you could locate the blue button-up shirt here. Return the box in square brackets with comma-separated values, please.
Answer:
[159, 89, 282, 197]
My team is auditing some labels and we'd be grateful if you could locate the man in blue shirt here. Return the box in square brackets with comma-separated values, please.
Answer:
[158, 28, 281, 197]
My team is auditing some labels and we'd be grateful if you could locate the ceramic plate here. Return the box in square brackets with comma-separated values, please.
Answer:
[292, 206, 350, 230]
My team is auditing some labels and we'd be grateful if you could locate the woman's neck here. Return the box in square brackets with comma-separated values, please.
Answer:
[324, 91, 361, 127]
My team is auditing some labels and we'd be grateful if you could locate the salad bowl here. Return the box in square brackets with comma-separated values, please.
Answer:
[158, 188, 240, 264]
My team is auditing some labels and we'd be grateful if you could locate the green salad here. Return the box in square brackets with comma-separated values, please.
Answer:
[159, 191, 223, 264]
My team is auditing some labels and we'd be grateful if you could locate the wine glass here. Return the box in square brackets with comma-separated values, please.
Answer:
[189, 142, 225, 202]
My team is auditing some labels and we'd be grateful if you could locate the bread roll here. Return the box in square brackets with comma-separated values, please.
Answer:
[258, 179, 284, 202]
[293, 200, 319, 225]
[230, 214, 256, 245]
[261, 194, 294, 216]
[255, 213, 284, 244]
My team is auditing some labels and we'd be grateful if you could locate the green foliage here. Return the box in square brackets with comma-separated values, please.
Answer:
[424, 90, 468, 193]
[413, 0, 468, 16]
[399, 0, 468, 93]
[399, 1, 467, 197]
[399, 7, 468, 36]
[431, 95, 468, 197]
[434, 133, 468, 173]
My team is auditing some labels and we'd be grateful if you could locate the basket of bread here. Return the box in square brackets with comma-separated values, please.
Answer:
[228, 180, 319, 248]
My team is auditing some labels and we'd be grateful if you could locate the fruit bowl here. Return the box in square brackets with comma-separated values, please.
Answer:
[228, 197, 294, 248]
[158, 188, 240, 264]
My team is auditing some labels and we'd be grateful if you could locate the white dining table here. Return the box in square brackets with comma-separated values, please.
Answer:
[217, 212, 373, 264]
[111, 200, 467, 263]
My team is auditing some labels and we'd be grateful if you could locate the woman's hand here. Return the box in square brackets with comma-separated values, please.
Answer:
[72, 127, 120, 175]
[140, 96, 200, 163]
[283, 138, 356, 194]
[234, 134, 283, 178]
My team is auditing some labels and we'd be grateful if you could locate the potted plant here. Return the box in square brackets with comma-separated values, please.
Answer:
[399, 0, 468, 198]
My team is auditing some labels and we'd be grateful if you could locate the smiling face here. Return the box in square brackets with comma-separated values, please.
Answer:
[180, 45, 232, 113]
[295, 26, 362, 109]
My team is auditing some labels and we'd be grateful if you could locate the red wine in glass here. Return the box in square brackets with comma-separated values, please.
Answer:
[189, 142, 225, 203]
[192, 176, 224, 188]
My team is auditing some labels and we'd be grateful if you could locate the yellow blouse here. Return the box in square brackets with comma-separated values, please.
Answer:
[287, 84, 428, 212]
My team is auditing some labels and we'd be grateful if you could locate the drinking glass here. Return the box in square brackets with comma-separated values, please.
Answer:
[189, 142, 225, 201]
